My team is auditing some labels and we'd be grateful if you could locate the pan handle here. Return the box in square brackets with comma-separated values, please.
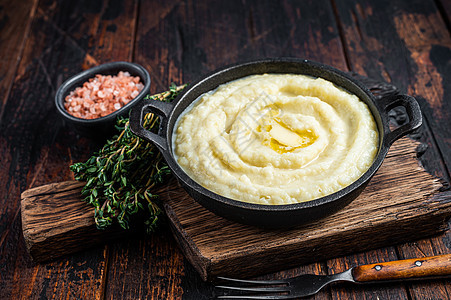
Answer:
[129, 98, 174, 152]
[379, 94, 422, 147]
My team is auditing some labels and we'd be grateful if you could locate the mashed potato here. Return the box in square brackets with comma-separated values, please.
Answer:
[174, 74, 378, 205]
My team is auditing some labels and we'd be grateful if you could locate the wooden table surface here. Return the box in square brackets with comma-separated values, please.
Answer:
[1, 0, 450, 299]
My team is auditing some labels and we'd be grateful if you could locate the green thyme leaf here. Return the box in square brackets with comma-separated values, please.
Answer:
[70, 84, 187, 232]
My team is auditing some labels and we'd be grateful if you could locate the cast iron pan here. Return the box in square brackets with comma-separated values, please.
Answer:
[129, 58, 422, 228]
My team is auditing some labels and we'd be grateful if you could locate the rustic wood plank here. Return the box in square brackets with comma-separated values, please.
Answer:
[0, 0, 139, 299]
[332, 0, 451, 299]
[104, 231, 186, 300]
[133, 0, 184, 94]
[0, 10, 38, 298]
[393, 4, 451, 175]
[0, 212, 109, 300]
[0, 0, 38, 120]
[101, 1, 189, 299]
[0, 0, 38, 253]
[21, 181, 129, 261]
[334, 0, 451, 174]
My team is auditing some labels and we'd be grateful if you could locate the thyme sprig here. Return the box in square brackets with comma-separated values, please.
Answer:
[70, 84, 186, 233]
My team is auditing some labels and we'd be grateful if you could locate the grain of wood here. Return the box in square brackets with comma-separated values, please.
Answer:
[101, 1, 188, 299]
[0, 1, 139, 299]
[331, 1, 451, 299]
[352, 254, 451, 282]
[4, 0, 451, 299]
[0, 0, 38, 117]
[103, 232, 185, 300]
[0, 0, 38, 254]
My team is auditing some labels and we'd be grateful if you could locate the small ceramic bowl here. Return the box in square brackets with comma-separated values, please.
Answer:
[55, 61, 151, 137]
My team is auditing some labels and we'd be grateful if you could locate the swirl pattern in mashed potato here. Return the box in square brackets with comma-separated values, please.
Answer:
[174, 74, 378, 205]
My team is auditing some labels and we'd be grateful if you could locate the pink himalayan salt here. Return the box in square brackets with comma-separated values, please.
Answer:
[64, 71, 144, 119]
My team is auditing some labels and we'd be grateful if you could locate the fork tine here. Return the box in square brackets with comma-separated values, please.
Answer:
[216, 276, 293, 299]
[216, 285, 289, 293]
[217, 295, 294, 299]
[217, 276, 288, 285]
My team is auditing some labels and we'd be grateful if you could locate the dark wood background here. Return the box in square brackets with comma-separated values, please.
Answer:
[1, 0, 450, 299]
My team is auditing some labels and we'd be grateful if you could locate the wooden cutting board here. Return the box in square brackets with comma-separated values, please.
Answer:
[21, 137, 451, 281]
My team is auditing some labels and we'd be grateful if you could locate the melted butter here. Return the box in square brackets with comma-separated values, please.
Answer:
[269, 121, 304, 147]
[257, 117, 317, 154]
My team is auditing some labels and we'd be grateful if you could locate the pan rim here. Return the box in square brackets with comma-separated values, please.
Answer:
[163, 58, 389, 213]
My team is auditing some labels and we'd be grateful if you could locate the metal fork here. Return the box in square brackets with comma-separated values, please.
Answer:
[216, 254, 451, 299]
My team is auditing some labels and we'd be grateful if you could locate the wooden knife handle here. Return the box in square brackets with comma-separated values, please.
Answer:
[352, 254, 451, 282]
